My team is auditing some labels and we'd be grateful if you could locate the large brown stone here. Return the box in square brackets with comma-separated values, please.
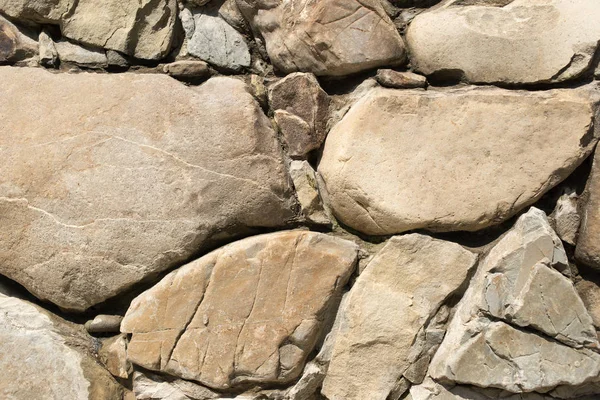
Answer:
[577, 150, 600, 271]
[319, 85, 599, 235]
[0, 292, 122, 399]
[0, 67, 296, 311]
[121, 231, 359, 390]
[321, 234, 477, 400]
[238, 0, 406, 76]
[406, 0, 600, 85]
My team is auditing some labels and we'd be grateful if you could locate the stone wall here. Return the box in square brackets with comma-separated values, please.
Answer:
[1, 0, 600, 399]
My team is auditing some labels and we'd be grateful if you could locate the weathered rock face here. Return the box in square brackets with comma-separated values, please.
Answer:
[99, 334, 131, 379]
[321, 234, 477, 400]
[0, 292, 122, 399]
[576, 278, 600, 330]
[577, 150, 600, 271]
[289, 161, 331, 226]
[238, 0, 406, 76]
[0, 0, 177, 59]
[430, 208, 600, 393]
[55, 39, 108, 67]
[406, 0, 600, 85]
[375, 69, 427, 89]
[268, 73, 330, 158]
[550, 188, 580, 246]
[319, 85, 598, 235]
[0, 14, 37, 63]
[132, 371, 220, 400]
[186, 10, 251, 71]
[0, 67, 296, 311]
[121, 231, 358, 390]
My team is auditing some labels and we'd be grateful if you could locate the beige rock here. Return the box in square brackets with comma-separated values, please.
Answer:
[289, 160, 331, 226]
[0, 14, 37, 63]
[576, 279, 600, 329]
[99, 334, 131, 379]
[122, 231, 358, 390]
[269, 73, 330, 158]
[55, 39, 108, 67]
[319, 85, 598, 235]
[406, 0, 600, 85]
[321, 234, 477, 400]
[550, 188, 580, 246]
[577, 150, 600, 271]
[239, 0, 406, 76]
[0, 292, 122, 399]
[0, 0, 74, 24]
[375, 69, 427, 89]
[106, 50, 128, 67]
[0, 67, 296, 311]
[85, 314, 123, 334]
[430, 208, 600, 393]
[410, 377, 554, 400]
[163, 60, 211, 79]
[133, 370, 219, 400]
[38, 30, 57, 67]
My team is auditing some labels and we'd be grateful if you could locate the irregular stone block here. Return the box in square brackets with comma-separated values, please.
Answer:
[238, 0, 406, 76]
[375, 69, 427, 89]
[99, 334, 131, 379]
[268, 72, 330, 158]
[85, 314, 123, 334]
[55, 39, 107, 68]
[186, 10, 250, 71]
[0, 67, 296, 311]
[576, 279, 600, 330]
[38, 30, 57, 67]
[430, 208, 600, 393]
[121, 231, 358, 390]
[0, 292, 122, 399]
[163, 60, 211, 79]
[133, 370, 219, 400]
[577, 150, 600, 271]
[0, 14, 37, 63]
[319, 85, 598, 235]
[550, 188, 580, 246]
[406, 0, 600, 84]
[289, 161, 331, 226]
[321, 234, 477, 400]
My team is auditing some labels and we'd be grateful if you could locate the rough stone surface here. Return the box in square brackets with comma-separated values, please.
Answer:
[550, 188, 580, 246]
[269, 73, 330, 158]
[133, 371, 219, 400]
[375, 69, 427, 89]
[239, 0, 406, 76]
[85, 314, 123, 334]
[122, 231, 358, 390]
[289, 161, 331, 226]
[406, 0, 600, 85]
[0, 292, 122, 399]
[319, 85, 598, 235]
[99, 334, 131, 379]
[410, 378, 556, 400]
[187, 10, 250, 71]
[0, 14, 37, 63]
[0, 67, 296, 311]
[430, 208, 600, 393]
[577, 149, 600, 271]
[55, 39, 108, 67]
[38, 30, 58, 67]
[0, 0, 73, 24]
[163, 60, 211, 79]
[321, 234, 477, 400]
[576, 278, 600, 329]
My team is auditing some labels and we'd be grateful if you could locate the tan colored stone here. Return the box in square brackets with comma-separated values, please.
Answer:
[0, 67, 296, 311]
[576, 279, 600, 329]
[133, 370, 219, 400]
[163, 60, 211, 79]
[55, 39, 107, 67]
[239, 0, 406, 76]
[0, 292, 122, 399]
[269, 73, 330, 158]
[375, 69, 427, 89]
[85, 314, 123, 334]
[0, 0, 74, 24]
[550, 187, 580, 246]
[38, 30, 57, 67]
[319, 85, 598, 235]
[99, 334, 131, 379]
[289, 161, 331, 226]
[406, 0, 600, 84]
[122, 231, 358, 390]
[430, 208, 600, 393]
[321, 234, 477, 400]
[0, 14, 37, 63]
[577, 150, 600, 271]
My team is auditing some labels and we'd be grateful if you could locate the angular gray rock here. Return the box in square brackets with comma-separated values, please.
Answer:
[0, 14, 37, 63]
[238, 0, 406, 76]
[55, 39, 108, 68]
[319, 85, 599, 235]
[406, 0, 600, 84]
[289, 161, 332, 226]
[163, 60, 211, 80]
[38, 30, 58, 67]
[577, 150, 600, 271]
[0, 0, 177, 60]
[133, 371, 220, 400]
[122, 231, 358, 390]
[0, 67, 296, 311]
[269, 73, 330, 158]
[0, 292, 122, 399]
[550, 188, 580, 246]
[186, 10, 250, 71]
[321, 234, 477, 400]
[430, 208, 600, 393]
[99, 334, 131, 379]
